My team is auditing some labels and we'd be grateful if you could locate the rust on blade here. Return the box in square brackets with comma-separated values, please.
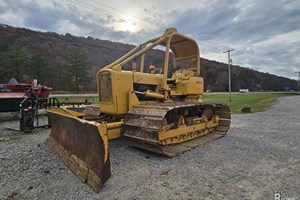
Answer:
[46, 108, 111, 192]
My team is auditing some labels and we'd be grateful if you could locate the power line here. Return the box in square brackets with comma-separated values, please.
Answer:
[67, 0, 161, 32]
[5, 0, 162, 34]
[296, 71, 300, 93]
[223, 49, 234, 102]
[87, 0, 163, 29]
[5, 0, 63, 19]
[66, 0, 164, 37]
[5, 0, 107, 37]
[4, 1, 163, 52]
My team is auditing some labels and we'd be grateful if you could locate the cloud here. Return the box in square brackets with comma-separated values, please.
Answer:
[0, 0, 299, 79]
[162, 0, 300, 79]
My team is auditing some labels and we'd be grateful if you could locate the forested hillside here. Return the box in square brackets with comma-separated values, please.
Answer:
[0, 25, 297, 92]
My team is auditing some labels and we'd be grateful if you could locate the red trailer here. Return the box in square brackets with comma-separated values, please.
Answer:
[0, 78, 52, 112]
[0, 78, 55, 130]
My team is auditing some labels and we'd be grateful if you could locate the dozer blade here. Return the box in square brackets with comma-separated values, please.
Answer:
[46, 107, 111, 192]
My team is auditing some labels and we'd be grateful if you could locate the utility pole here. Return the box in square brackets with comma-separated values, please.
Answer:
[296, 72, 300, 93]
[223, 49, 234, 102]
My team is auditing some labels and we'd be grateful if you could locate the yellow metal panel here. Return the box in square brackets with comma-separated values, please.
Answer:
[107, 129, 121, 140]
[99, 70, 133, 115]
[170, 91, 183, 96]
[133, 72, 164, 85]
[128, 91, 140, 109]
[159, 121, 218, 140]
[159, 123, 205, 140]
[99, 121, 123, 141]
[187, 77, 204, 94]
[48, 107, 86, 118]
[176, 77, 203, 95]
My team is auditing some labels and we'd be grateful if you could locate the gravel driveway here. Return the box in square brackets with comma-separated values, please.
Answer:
[0, 95, 299, 200]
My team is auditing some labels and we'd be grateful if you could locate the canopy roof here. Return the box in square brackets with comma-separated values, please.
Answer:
[159, 28, 200, 60]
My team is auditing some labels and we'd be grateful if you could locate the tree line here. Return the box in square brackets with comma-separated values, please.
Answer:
[1, 25, 297, 93]
[0, 47, 90, 93]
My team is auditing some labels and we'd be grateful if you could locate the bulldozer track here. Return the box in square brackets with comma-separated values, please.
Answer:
[123, 103, 231, 157]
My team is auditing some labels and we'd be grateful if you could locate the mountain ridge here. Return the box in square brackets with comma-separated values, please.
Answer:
[0, 24, 297, 92]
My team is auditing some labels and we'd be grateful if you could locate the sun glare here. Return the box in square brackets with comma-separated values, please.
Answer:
[117, 18, 139, 33]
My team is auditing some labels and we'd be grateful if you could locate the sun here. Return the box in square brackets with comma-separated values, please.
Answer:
[117, 18, 139, 33]
[123, 19, 135, 30]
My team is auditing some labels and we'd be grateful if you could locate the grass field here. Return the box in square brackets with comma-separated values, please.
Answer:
[54, 92, 293, 114]
[0, 92, 293, 122]
[203, 92, 293, 114]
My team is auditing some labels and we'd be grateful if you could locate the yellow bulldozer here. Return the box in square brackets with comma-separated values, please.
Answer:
[46, 28, 231, 192]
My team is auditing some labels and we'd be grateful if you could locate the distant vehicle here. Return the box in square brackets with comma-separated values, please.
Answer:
[239, 89, 249, 93]
[283, 86, 291, 91]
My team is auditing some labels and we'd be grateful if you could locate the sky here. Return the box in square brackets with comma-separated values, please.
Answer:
[1, 0, 300, 80]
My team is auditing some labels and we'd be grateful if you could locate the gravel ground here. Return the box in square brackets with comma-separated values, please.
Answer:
[0, 95, 299, 200]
